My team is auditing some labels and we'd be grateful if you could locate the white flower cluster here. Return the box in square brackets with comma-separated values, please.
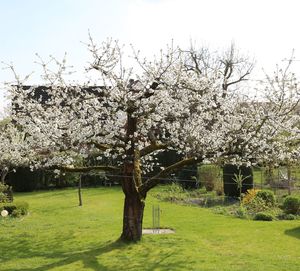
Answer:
[6, 39, 300, 177]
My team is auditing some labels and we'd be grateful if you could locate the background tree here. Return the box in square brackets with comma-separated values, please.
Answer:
[0, 121, 36, 184]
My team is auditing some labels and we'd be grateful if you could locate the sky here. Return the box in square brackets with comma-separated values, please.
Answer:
[1, 0, 300, 115]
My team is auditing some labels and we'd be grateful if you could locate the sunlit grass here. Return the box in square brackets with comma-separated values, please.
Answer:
[0, 187, 299, 271]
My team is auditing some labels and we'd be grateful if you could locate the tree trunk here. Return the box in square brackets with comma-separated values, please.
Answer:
[1, 168, 8, 184]
[120, 111, 146, 242]
[121, 190, 145, 242]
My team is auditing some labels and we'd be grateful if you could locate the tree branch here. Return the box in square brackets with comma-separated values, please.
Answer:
[139, 157, 200, 194]
[140, 143, 167, 157]
[49, 165, 119, 173]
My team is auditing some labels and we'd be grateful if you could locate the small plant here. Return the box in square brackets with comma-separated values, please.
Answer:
[256, 190, 276, 207]
[282, 196, 300, 215]
[254, 212, 274, 221]
[233, 170, 250, 204]
[235, 205, 248, 219]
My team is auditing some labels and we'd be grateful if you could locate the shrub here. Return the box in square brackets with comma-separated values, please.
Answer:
[0, 203, 17, 214]
[254, 212, 274, 221]
[198, 165, 220, 192]
[0, 201, 29, 216]
[0, 182, 12, 203]
[11, 209, 23, 218]
[244, 196, 269, 215]
[256, 190, 276, 207]
[277, 213, 297, 220]
[282, 196, 300, 215]
[154, 183, 187, 202]
[235, 206, 248, 219]
[242, 189, 260, 205]
[15, 201, 29, 215]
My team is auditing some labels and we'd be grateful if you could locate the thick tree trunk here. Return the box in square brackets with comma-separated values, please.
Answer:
[121, 190, 145, 242]
[120, 111, 146, 242]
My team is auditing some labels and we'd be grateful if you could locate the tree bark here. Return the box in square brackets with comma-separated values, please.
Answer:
[120, 111, 146, 242]
[121, 188, 145, 242]
[1, 168, 8, 184]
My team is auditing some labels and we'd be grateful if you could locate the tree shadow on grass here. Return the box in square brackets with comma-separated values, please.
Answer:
[4, 240, 126, 271]
[1, 235, 194, 271]
[285, 226, 300, 239]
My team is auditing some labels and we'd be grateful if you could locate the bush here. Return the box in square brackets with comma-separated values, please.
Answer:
[244, 196, 269, 215]
[198, 164, 220, 192]
[242, 189, 259, 205]
[0, 201, 29, 216]
[235, 206, 248, 219]
[277, 213, 297, 220]
[0, 182, 12, 203]
[256, 190, 276, 207]
[254, 212, 274, 221]
[154, 183, 187, 202]
[15, 201, 29, 215]
[11, 209, 23, 217]
[282, 196, 300, 215]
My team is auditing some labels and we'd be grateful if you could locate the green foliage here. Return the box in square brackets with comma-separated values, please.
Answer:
[198, 164, 220, 191]
[235, 205, 248, 219]
[242, 189, 277, 218]
[282, 196, 300, 215]
[244, 196, 270, 215]
[277, 213, 298, 220]
[11, 208, 23, 217]
[153, 183, 187, 202]
[0, 201, 29, 216]
[254, 212, 275, 221]
[256, 190, 276, 207]
[57, 172, 80, 188]
[0, 182, 11, 202]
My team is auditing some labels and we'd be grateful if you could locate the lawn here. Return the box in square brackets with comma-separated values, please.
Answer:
[0, 187, 299, 271]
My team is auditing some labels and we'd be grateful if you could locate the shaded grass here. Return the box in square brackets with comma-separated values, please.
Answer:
[0, 187, 299, 271]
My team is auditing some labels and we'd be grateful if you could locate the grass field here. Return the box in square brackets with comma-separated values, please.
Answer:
[0, 187, 299, 271]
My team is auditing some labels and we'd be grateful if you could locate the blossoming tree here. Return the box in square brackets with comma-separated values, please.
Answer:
[8, 38, 300, 241]
[0, 121, 36, 184]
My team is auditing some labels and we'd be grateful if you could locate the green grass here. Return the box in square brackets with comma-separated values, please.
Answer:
[0, 187, 299, 271]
